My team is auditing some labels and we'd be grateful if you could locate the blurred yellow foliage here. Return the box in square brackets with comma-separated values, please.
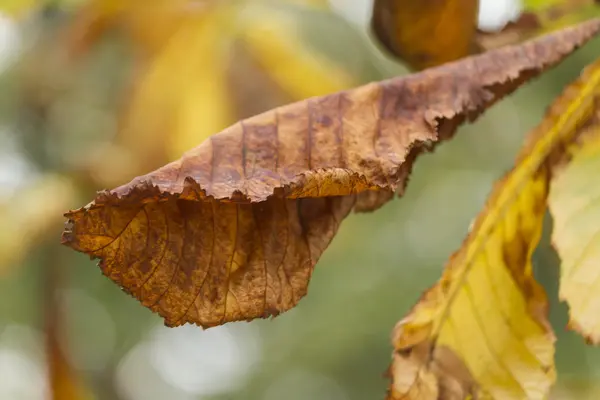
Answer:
[0, 0, 38, 18]
[63, 0, 356, 186]
[119, 5, 234, 163]
[0, 174, 76, 274]
[239, 7, 354, 105]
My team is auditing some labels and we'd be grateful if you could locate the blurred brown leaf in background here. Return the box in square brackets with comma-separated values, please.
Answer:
[371, 0, 480, 69]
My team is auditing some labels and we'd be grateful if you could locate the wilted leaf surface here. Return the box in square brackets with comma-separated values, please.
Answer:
[62, 21, 600, 329]
[388, 42, 600, 400]
[548, 68, 600, 343]
[371, 0, 479, 69]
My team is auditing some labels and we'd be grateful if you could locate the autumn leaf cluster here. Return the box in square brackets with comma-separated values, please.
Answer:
[3, 0, 598, 399]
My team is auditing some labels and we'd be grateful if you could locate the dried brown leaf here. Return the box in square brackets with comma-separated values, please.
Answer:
[62, 21, 600, 328]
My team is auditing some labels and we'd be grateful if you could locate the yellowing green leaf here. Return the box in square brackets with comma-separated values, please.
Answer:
[389, 49, 600, 400]
[389, 162, 554, 400]
[371, 0, 479, 69]
[522, 0, 600, 34]
[478, 0, 600, 50]
[549, 124, 600, 344]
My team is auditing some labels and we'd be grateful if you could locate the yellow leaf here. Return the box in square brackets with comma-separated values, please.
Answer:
[530, 1, 600, 36]
[0, 174, 76, 274]
[122, 8, 234, 161]
[389, 47, 600, 400]
[64, 0, 205, 57]
[390, 169, 554, 400]
[548, 112, 600, 343]
[0, 0, 38, 18]
[371, 0, 479, 70]
[524, 0, 596, 14]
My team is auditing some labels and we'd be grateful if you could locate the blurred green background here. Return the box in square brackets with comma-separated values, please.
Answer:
[0, 0, 599, 399]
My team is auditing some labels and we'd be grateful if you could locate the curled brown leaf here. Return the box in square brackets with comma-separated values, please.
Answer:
[62, 20, 600, 328]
